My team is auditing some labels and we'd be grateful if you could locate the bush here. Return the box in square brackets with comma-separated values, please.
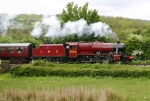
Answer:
[10, 64, 150, 78]
[31, 60, 55, 67]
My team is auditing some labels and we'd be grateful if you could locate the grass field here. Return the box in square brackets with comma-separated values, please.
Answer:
[0, 73, 150, 101]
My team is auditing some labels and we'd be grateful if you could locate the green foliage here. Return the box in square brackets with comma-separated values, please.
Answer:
[9, 65, 22, 76]
[141, 37, 150, 59]
[0, 34, 41, 47]
[130, 60, 150, 65]
[130, 60, 146, 65]
[59, 2, 103, 43]
[31, 60, 55, 67]
[37, 35, 52, 44]
[100, 16, 150, 42]
[144, 27, 150, 36]
[125, 34, 150, 60]
[15, 14, 43, 26]
[0, 35, 13, 43]
[125, 34, 143, 59]
[10, 62, 150, 78]
[52, 34, 109, 44]
[60, 2, 100, 25]
[133, 28, 142, 35]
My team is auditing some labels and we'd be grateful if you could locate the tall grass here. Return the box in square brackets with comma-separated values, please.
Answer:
[1, 74, 150, 100]
[1, 86, 126, 101]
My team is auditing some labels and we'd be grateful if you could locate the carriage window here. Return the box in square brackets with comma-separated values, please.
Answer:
[24, 47, 27, 52]
[17, 47, 22, 53]
[0, 47, 5, 53]
[8, 47, 14, 53]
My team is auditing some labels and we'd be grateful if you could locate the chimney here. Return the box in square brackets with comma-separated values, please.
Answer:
[117, 41, 120, 44]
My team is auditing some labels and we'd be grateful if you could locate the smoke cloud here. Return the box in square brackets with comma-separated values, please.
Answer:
[30, 21, 42, 37]
[31, 16, 119, 41]
[0, 14, 17, 35]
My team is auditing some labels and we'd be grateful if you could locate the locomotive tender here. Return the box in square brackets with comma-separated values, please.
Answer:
[0, 41, 133, 64]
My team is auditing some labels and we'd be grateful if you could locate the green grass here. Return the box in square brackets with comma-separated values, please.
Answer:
[0, 73, 150, 101]
[129, 60, 150, 65]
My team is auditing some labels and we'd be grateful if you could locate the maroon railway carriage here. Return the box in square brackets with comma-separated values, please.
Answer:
[0, 43, 33, 63]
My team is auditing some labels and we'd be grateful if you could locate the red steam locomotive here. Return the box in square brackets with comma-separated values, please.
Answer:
[0, 41, 133, 64]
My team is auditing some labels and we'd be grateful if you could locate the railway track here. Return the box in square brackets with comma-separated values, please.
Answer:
[0, 63, 11, 74]
[0, 61, 25, 74]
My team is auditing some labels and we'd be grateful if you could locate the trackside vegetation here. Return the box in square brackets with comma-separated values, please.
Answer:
[1, 60, 150, 101]
[0, 87, 126, 101]
[1, 73, 150, 101]
[129, 60, 150, 65]
[10, 60, 150, 78]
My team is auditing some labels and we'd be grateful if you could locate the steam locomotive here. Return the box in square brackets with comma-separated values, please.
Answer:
[0, 41, 133, 64]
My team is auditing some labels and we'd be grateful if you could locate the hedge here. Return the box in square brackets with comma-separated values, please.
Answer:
[10, 65, 150, 78]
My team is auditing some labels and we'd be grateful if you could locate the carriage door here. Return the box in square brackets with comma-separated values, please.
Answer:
[69, 45, 77, 58]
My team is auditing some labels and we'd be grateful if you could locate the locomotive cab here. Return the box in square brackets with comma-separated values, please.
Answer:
[66, 42, 78, 58]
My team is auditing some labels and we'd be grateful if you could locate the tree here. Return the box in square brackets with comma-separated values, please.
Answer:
[144, 27, 150, 36]
[58, 2, 102, 43]
[133, 28, 142, 35]
[125, 34, 143, 60]
[128, 36, 150, 60]
[60, 2, 100, 25]
[141, 37, 150, 59]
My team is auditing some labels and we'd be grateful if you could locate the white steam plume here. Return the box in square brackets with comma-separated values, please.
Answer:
[30, 21, 42, 37]
[44, 16, 61, 38]
[31, 16, 119, 41]
[0, 14, 17, 35]
[61, 19, 87, 37]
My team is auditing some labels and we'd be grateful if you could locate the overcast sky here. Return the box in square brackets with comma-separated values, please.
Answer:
[0, 0, 150, 20]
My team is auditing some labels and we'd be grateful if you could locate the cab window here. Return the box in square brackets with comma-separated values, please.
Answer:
[70, 45, 76, 49]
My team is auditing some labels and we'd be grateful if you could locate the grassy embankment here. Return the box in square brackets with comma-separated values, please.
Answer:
[0, 74, 150, 101]
[1, 60, 150, 101]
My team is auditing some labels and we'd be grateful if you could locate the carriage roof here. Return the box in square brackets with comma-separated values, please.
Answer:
[0, 43, 32, 47]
